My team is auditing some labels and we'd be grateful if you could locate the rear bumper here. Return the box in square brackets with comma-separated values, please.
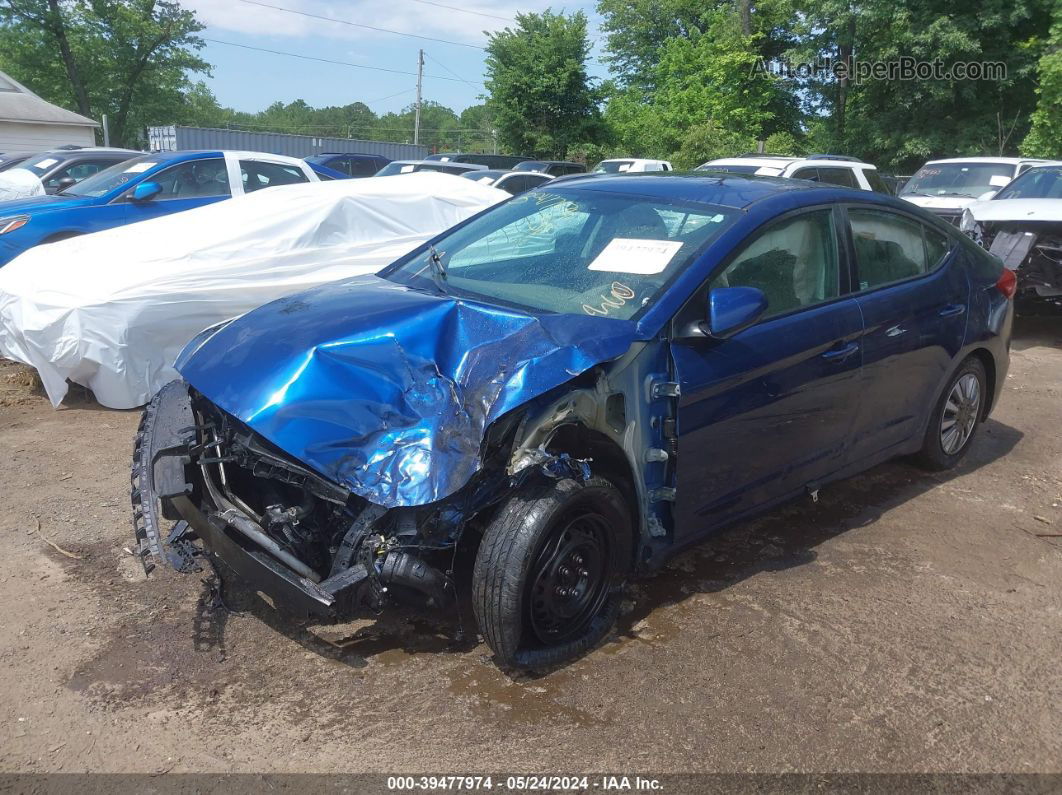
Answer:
[135, 379, 366, 619]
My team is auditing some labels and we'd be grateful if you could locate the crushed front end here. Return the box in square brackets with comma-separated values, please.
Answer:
[132, 379, 494, 619]
[966, 220, 1062, 299]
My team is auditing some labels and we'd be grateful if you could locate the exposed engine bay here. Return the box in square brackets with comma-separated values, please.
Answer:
[131, 379, 606, 620]
[968, 222, 1062, 299]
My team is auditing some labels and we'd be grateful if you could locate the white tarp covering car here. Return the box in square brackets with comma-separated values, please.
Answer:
[0, 168, 45, 201]
[0, 172, 508, 408]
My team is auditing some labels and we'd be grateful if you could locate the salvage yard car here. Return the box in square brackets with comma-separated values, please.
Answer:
[0, 150, 319, 266]
[899, 156, 1059, 226]
[960, 163, 1062, 300]
[134, 174, 1014, 671]
[698, 154, 889, 193]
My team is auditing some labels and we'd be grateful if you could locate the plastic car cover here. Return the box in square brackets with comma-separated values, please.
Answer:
[0, 173, 509, 408]
[0, 168, 45, 201]
[178, 274, 638, 508]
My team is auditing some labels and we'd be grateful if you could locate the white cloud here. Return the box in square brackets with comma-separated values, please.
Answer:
[185, 0, 602, 47]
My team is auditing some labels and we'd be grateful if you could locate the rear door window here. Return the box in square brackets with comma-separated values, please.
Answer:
[240, 160, 309, 193]
[848, 208, 951, 290]
[350, 158, 380, 177]
[815, 167, 859, 188]
[862, 169, 890, 194]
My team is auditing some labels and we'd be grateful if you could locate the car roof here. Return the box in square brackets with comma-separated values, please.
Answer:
[148, 150, 307, 165]
[462, 169, 508, 179]
[924, 157, 1041, 166]
[547, 172, 838, 208]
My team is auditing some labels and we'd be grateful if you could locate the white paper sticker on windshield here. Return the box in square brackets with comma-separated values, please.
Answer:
[989, 175, 1011, 187]
[123, 162, 154, 173]
[618, 163, 631, 172]
[34, 158, 59, 169]
[588, 238, 684, 275]
[400, 164, 415, 173]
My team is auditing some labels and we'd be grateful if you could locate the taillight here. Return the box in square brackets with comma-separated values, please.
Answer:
[995, 267, 1017, 299]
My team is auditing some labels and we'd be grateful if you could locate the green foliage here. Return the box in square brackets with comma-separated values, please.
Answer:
[763, 131, 803, 156]
[671, 122, 756, 170]
[484, 10, 606, 158]
[789, 0, 1054, 171]
[0, 0, 208, 147]
[1022, 1, 1062, 157]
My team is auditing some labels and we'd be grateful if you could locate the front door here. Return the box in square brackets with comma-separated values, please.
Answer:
[671, 207, 864, 542]
[122, 157, 231, 225]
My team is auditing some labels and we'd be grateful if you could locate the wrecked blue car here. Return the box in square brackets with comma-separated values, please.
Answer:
[133, 174, 1014, 669]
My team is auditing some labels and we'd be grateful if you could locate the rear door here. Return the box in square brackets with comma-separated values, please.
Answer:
[844, 205, 968, 459]
[672, 207, 864, 540]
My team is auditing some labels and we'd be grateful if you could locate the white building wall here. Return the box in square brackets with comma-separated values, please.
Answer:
[0, 121, 96, 152]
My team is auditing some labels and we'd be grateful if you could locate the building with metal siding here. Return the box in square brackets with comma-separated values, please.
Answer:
[147, 126, 427, 161]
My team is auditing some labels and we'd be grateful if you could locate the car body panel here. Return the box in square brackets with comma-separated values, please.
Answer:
[176, 274, 637, 508]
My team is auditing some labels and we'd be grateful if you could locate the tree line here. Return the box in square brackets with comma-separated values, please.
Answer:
[1, 0, 1059, 173]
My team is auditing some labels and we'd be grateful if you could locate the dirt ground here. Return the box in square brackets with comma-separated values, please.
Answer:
[0, 313, 1059, 775]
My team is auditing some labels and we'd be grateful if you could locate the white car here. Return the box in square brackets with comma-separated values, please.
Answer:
[592, 158, 673, 173]
[697, 154, 888, 192]
[0, 173, 509, 409]
[461, 169, 553, 195]
[960, 163, 1062, 298]
[899, 157, 1060, 226]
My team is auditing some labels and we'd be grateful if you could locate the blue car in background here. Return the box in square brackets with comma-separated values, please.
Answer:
[304, 152, 390, 178]
[0, 150, 318, 266]
[135, 174, 1014, 670]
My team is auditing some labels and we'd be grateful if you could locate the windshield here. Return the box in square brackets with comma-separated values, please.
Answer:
[18, 153, 67, 176]
[383, 189, 737, 320]
[62, 155, 163, 197]
[594, 160, 635, 173]
[994, 166, 1062, 200]
[900, 162, 1014, 198]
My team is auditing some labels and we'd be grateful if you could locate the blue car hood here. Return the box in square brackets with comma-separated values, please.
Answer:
[177, 275, 637, 508]
[0, 193, 95, 214]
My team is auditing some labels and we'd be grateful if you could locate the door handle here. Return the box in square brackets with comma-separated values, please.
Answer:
[821, 341, 859, 362]
[938, 303, 966, 318]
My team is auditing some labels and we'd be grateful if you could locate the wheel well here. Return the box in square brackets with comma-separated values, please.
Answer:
[967, 348, 996, 419]
[544, 424, 640, 550]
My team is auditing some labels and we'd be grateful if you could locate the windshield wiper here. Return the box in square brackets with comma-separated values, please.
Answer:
[428, 243, 447, 290]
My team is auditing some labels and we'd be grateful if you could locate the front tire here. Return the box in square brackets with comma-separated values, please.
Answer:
[472, 476, 632, 670]
[914, 356, 987, 471]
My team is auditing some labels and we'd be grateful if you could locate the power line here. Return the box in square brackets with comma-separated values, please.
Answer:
[236, 0, 485, 50]
[423, 51, 480, 90]
[204, 38, 483, 84]
[403, 0, 512, 22]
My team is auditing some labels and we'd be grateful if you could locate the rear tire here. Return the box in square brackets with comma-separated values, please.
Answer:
[914, 356, 986, 471]
[472, 476, 632, 671]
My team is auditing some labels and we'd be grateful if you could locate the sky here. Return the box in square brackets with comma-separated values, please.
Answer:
[183, 0, 611, 120]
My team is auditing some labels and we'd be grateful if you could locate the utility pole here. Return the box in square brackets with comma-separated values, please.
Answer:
[414, 49, 424, 146]
[102, 114, 110, 146]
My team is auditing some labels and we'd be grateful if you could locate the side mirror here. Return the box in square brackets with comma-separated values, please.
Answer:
[977, 189, 998, 201]
[706, 286, 768, 339]
[131, 181, 162, 201]
[55, 176, 77, 191]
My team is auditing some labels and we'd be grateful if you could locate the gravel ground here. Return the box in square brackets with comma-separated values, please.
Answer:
[0, 313, 1059, 774]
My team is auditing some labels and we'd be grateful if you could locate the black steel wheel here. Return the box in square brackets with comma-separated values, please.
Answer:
[473, 476, 633, 670]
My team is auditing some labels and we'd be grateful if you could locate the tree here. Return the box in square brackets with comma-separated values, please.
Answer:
[1022, 0, 1062, 157]
[790, 0, 1053, 170]
[0, 0, 209, 147]
[484, 10, 605, 157]
[602, 6, 799, 161]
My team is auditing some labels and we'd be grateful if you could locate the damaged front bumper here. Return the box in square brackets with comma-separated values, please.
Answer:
[967, 222, 1062, 298]
[131, 380, 456, 619]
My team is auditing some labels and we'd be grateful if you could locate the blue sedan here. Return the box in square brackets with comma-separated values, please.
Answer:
[134, 173, 1014, 670]
[0, 150, 319, 266]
